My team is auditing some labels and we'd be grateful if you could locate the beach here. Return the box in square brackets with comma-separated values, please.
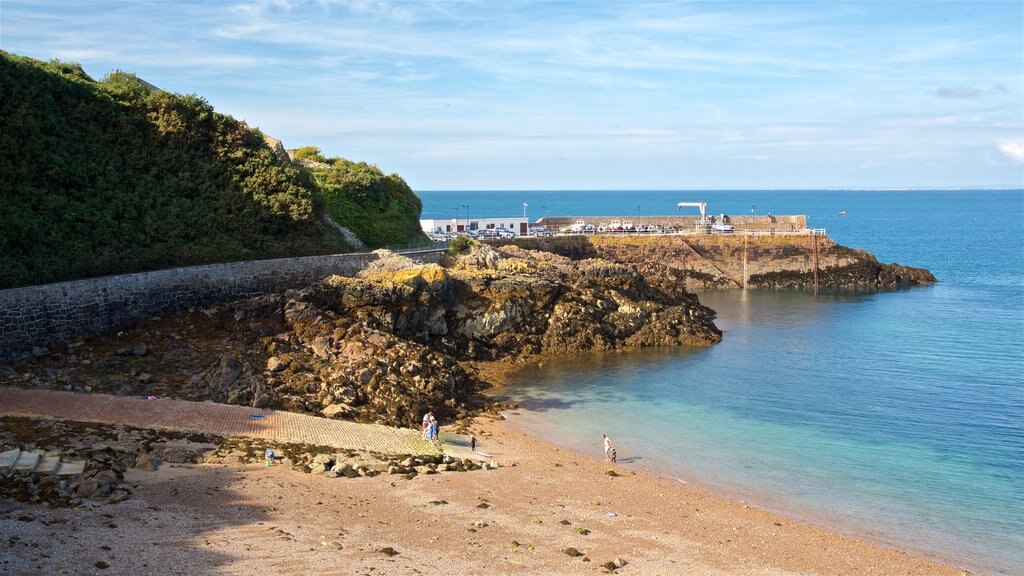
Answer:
[0, 414, 964, 575]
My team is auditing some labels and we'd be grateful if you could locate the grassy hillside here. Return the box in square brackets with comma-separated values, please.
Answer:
[295, 148, 424, 247]
[0, 52, 424, 289]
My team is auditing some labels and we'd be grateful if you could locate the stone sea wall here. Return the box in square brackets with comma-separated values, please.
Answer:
[536, 214, 807, 232]
[0, 251, 443, 362]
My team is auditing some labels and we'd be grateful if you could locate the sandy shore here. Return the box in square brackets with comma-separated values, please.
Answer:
[0, 415, 965, 576]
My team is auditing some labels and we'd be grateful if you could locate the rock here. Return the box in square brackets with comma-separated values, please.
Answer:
[605, 470, 619, 477]
[76, 478, 109, 499]
[132, 343, 148, 356]
[311, 454, 335, 468]
[252, 393, 271, 408]
[134, 454, 160, 471]
[615, 557, 628, 567]
[266, 357, 287, 372]
[321, 403, 354, 419]
[378, 546, 399, 557]
[107, 489, 131, 504]
[137, 372, 154, 384]
[601, 561, 618, 572]
[336, 464, 359, 478]
[310, 337, 332, 359]
[321, 540, 343, 550]
[562, 547, 582, 557]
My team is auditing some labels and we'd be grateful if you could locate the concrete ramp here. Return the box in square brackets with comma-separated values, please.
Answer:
[0, 448, 86, 478]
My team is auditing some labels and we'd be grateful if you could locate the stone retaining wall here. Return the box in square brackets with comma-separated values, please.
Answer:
[0, 251, 443, 362]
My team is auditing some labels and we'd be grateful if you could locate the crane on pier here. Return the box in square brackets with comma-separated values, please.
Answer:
[678, 201, 712, 232]
[676, 202, 707, 218]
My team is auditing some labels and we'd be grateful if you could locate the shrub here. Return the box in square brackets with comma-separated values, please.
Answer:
[0, 51, 349, 288]
[448, 235, 474, 254]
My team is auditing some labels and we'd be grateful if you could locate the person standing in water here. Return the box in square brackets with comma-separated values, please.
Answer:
[603, 434, 612, 461]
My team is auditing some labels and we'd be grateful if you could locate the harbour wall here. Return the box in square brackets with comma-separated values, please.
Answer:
[0, 250, 443, 362]
[492, 234, 900, 291]
[536, 214, 807, 232]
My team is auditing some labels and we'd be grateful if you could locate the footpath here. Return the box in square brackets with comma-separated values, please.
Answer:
[0, 387, 442, 457]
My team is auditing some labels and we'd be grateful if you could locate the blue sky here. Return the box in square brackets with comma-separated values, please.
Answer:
[2, 1, 1022, 190]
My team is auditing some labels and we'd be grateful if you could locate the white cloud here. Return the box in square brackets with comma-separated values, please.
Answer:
[998, 141, 1024, 164]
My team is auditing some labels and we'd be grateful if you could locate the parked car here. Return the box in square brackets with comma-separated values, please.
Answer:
[495, 228, 516, 238]
[530, 226, 554, 237]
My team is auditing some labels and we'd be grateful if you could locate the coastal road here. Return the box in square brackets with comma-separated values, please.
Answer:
[0, 387, 440, 456]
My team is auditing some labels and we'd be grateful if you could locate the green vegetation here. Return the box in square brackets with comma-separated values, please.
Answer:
[0, 52, 425, 289]
[447, 235, 474, 254]
[314, 159, 424, 248]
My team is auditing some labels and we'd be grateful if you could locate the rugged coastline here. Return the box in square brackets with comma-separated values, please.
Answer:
[0, 243, 722, 427]
[0, 237, 956, 575]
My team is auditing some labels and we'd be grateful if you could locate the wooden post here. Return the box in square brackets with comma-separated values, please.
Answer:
[812, 232, 819, 290]
[743, 233, 748, 289]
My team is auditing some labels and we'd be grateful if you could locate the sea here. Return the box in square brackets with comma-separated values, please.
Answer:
[419, 189, 1024, 575]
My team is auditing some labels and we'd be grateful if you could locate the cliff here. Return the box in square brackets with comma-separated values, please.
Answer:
[494, 234, 936, 291]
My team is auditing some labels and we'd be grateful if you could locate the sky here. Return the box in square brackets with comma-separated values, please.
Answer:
[2, 0, 1022, 190]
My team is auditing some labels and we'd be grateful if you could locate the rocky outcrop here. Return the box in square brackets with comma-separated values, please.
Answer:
[215, 245, 722, 426]
[301, 245, 721, 360]
[749, 248, 936, 288]
[0, 244, 722, 428]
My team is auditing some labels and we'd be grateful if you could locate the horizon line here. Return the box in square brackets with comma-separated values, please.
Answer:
[416, 187, 1024, 193]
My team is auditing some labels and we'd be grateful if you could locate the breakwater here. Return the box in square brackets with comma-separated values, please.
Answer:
[492, 234, 934, 291]
[537, 214, 806, 232]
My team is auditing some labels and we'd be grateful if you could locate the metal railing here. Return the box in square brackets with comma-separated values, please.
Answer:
[385, 240, 449, 253]
[528, 228, 826, 238]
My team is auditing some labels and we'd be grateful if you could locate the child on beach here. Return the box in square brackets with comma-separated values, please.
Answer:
[611, 448, 617, 464]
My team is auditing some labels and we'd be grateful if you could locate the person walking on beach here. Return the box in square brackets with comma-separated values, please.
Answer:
[429, 414, 438, 442]
[603, 434, 612, 461]
[470, 434, 478, 453]
[422, 412, 431, 440]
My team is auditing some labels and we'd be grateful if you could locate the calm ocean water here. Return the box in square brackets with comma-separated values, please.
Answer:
[420, 190, 1024, 575]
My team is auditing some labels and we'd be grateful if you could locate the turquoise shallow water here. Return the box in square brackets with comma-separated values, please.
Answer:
[420, 190, 1024, 575]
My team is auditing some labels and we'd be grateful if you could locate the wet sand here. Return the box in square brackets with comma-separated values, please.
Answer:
[0, 415, 965, 576]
